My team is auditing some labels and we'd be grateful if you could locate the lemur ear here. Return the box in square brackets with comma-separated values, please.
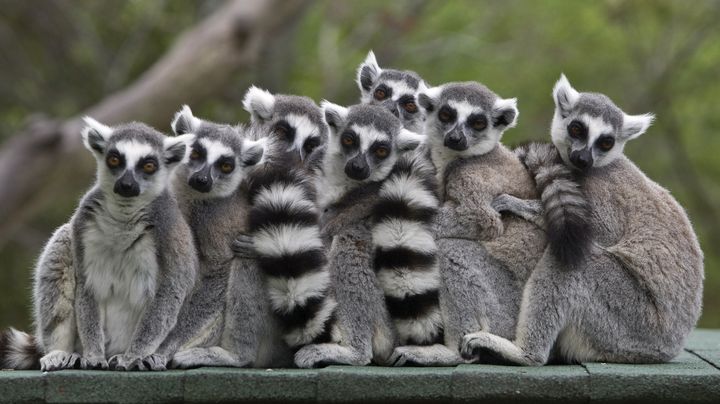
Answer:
[357, 50, 382, 92]
[81, 117, 112, 155]
[242, 86, 276, 123]
[417, 86, 442, 113]
[396, 128, 425, 151]
[163, 134, 194, 165]
[242, 137, 266, 166]
[620, 113, 654, 141]
[171, 105, 202, 135]
[553, 74, 580, 118]
[321, 100, 348, 135]
[491, 97, 519, 130]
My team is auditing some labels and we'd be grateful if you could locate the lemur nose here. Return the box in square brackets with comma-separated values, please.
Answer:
[570, 149, 593, 171]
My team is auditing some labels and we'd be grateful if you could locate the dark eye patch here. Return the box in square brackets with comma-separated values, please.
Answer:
[340, 130, 359, 150]
[190, 142, 207, 162]
[567, 120, 587, 140]
[136, 156, 159, 170]
[303, 136, 321, 154]
[374, 84, 392, 101]
[273, 120, 295, 143]
[106, 149, 125, 171]
[438, 105, 457, 124]
[595, 135, 615, 152]
[215, 156, 236, 173]
[467, 114, 488, 131]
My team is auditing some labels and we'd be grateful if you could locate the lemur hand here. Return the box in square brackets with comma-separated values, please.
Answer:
[231, 233, 257, 259]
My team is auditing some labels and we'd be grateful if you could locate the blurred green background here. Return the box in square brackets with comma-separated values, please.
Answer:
[0, 0, 718, 330]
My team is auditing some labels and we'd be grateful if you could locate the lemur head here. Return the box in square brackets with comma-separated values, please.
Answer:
[356, 51, 428, 133]
[82, 117, 188, 201]
[242, 86, 327, 162]
[171, 105, 265, 199]
[551, 74, 654, 172]
[321, 102, 423, 183]
[418, 81, 518, 156]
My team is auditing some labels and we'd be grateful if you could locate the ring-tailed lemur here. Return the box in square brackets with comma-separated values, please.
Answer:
[156, 106, 290, 369]
[0, 118, 198, 371]
[461, 75, 703, 365]
[357, 51, 428, 133]
[293, 102, 458, 368]
[230, 87, 338, 350]
[417, 82, 550, 362]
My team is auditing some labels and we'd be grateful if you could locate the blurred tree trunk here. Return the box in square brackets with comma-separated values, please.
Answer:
[0, 0, 309, 247]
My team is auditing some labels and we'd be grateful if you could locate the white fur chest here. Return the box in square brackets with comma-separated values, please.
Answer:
[81, 210, 159, 355]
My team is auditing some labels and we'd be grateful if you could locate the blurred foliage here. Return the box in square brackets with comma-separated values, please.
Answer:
[1, 0, 719, 330]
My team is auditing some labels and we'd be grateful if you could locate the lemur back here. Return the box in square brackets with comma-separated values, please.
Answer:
[461, 75, 703, 366]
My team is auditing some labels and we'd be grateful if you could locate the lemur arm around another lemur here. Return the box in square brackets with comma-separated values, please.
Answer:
[461, 75, 703, 366]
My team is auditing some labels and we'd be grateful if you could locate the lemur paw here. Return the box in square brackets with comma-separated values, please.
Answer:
[294, 344, 350, 369]
[169, 348, 208, 369]
[109, 354, 166, 371]
[80, 355, 108, 370]
[40, 350, 82, 372]
[460, 331, 496, 361]
[390, 345, 464, 367]
[231, 233, 257, 259]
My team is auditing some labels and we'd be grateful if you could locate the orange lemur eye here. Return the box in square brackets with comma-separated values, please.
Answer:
[568, 121, 584, 139]
[190, 149, 200, 160]
[374, 88, 387, 100]
[142, 161, 157, 174]
[342, 134, 354, 146]
[374, 147, 389, 159]
[596, 136, 615, 152]
[403, 102, 418, 113]
[220, 162, 234, 173]
[107, 155, 121, 168]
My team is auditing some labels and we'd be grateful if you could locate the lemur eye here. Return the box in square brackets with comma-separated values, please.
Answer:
[470, 116, 488, 131]
[596, 136, 615, 151]
[374, 146, 389, 159]
[274, 123, 289, 138]
[190, 149, 200, 160]
[107, 155, 121, 168]
[142, 161, 157, 174]
[374, 88, 387, 100]
[438, 107, 454, 124]
[304, 137, 320, 154]
[568, 121, 584, 139]
[341, 134, 354, 147]
[403, 101, 418, 113]
[220, 161, 235, 174]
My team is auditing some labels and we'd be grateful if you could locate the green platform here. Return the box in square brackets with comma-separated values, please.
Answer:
[1, 329, 718, 403]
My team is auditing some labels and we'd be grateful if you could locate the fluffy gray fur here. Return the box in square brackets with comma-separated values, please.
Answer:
[461, 75, 703, 365]
[0, 118, 199, 372]
[158, 106, 291, 369]
[418, 82, 547, 361]
[357, 51, 428, 133]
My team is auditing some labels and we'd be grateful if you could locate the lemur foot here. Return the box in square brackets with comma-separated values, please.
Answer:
[109, 353, 166, 371]
[80, 355, 108, 370]
[294, 343, 368, 368]
[40, 350, 82, 372]
[390, 345, 464, 367]
[492, 194, 545, 229]
[461, 331, 542, 366]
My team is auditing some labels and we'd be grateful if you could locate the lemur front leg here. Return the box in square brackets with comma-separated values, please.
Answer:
[492, 194, 545, 230]
[435, 202, 504, 240]
[74, 276, 108, 370]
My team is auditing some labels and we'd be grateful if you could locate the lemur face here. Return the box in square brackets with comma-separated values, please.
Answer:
[356, 51, 427, 133]
[551, 75, 654, 172]
[322, 103, 423, 183]
[418, 82, 518, 157]
[242, 87, 327, 161]
[81, 118, 187, 200]
[171, 106, 264, 198]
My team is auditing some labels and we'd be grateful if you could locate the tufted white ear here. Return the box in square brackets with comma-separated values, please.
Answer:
[81, 116, 113, 155]
[357, 50, 382, 92]
[163, 134, 195, 165]
[553, 74, 580, 118]
[242, 85, 276, 123]
[171, 105, 202, 135]
[320, 100, 349, 135]
[492, 97, 519, 130]
[620, 113, 654, 141]
[242, 137, 266, 166]
[396, 128, 425, 151]
[417, 85, 442, 113]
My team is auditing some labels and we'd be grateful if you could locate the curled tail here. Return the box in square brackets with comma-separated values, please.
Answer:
[515, 142, 592, 268]
[0, 328, 41, 370]
[246, 159, 337, 349]
[372, 151, 444, 345]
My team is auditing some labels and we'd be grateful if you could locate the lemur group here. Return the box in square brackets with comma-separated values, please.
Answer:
[0, 51, 703, 372]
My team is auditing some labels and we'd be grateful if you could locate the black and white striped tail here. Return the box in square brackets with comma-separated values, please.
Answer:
[246, 161, 337, 349]
[372, 151, 444, 345]
[515, 142, 592, 268]
[0, 328, 40, 370]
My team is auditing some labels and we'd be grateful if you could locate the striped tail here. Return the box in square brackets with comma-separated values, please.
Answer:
[246, 160, 337, 349]
[0, 328, 41, 370]
[515, 142, 592, 268]
[372, 151, 444, 345]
